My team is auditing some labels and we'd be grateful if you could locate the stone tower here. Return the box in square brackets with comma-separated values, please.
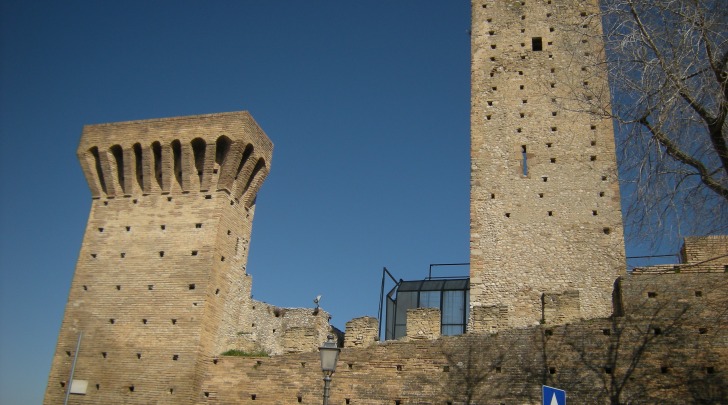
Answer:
[469, 0, 625, 331]
[44, 111, 272, 404]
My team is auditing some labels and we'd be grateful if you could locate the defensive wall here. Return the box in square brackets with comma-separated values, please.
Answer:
[45, 0, 728, 403]
[44, 112, 336, 405]
[201, 268, 727, 404]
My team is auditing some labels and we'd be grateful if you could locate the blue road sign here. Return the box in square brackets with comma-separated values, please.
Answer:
[542, 385, 566, 405]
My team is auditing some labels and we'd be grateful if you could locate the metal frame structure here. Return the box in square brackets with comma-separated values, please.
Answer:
[378, 264, 469, 341]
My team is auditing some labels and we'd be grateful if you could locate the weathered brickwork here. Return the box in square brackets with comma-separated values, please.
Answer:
[405, 308, 441, 340]
[344, 317, 379, 348]
[47, 1, 728, 403]
[469, 0, 625, 331]
[200, 271, 728, 404]
[46, 111, 301, 405]
[680, 236, 728, 270]
[234, 304, 334, 355]
[632, 235, 728, 275]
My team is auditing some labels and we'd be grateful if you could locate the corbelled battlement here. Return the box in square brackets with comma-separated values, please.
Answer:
[46, 111, 277, 404]
[77, 111, 272, 207]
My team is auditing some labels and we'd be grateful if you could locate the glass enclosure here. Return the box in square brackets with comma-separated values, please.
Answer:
[385, 278, 469, 340]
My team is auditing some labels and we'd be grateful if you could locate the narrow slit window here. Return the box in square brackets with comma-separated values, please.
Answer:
[532, 37, 543, 51]
[521, 145, 528, 176]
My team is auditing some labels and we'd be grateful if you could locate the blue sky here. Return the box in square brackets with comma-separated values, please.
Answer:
[0, 1, 682, 404]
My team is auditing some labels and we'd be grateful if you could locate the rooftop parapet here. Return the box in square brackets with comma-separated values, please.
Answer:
[77, 111, 273, 207]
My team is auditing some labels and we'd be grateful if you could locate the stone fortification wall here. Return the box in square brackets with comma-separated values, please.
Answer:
[405, 308, 441, 340]
[45, 112, 273, 405]
[469, 0, 626, 331]
[201, 272, 728, 404]
[632, 235, 728, 275]
[680, 236, 728, 271]
[344, 316, 379, 348]
[234, 302, 334, 355]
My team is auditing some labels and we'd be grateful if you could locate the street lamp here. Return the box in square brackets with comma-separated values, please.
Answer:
[318, 334, 341, 405]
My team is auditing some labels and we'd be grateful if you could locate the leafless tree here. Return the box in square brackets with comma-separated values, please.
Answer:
[558, 0, 728, 244]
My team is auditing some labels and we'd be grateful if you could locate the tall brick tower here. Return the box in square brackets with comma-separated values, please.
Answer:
[45, 111, 272, 404]
[469, 0, 625, 331]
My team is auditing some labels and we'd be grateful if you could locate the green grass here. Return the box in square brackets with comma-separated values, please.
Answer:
[221, 349, 269, 357]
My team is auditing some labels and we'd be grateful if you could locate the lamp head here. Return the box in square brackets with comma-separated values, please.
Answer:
[318, 334, 340, 375]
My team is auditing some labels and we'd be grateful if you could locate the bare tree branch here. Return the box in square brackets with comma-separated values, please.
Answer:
[555, 0, 728, 244]
[638, 114, 728, 199]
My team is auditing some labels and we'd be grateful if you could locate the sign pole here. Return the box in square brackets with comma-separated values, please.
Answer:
[63, 332, 82, 405]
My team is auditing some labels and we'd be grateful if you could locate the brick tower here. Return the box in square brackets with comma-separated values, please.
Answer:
[469, 0, 626, 331]
[44, 111, 272, 404]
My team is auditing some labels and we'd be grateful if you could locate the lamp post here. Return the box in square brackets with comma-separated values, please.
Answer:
[318, 334, 341, 405]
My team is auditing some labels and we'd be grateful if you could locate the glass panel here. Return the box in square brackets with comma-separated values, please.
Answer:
[397, 280, 423, 292]
[443, 279, 469, 290]
[386, 297, 395, 340]
[442, 324, 465, 336]
[442, 290, 465, 324]
[420, 280, 445, 291]
[394, 325, 406, 340]
[395, 292, 418, 320]
[394, 291, 417, 339]
[419, 291, 441, 308]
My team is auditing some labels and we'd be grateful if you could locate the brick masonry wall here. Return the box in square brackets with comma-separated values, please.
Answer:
[469, 0, 625, 331]
[633, 235, 728, 274]
[201, 272, 728, 404]
[45, 112, 274, 405]
[405, 308, 441, 340]
[344, 317, 379, 348]
[234, 304, 333, 355]
[681, 235, 728, 272]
